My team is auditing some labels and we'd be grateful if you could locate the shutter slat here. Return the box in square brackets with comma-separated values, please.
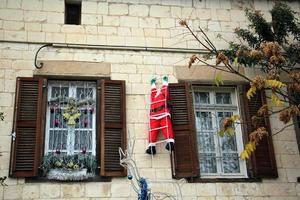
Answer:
[169, 83, 199, 178]
[10, 77, 43, 178]
[100, 80, 126, 177]
[243, 86, 278, 178]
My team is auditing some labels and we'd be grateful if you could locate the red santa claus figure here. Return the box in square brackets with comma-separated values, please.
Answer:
[146, 76, 175, 155]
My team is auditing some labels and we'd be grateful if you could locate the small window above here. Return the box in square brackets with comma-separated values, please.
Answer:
[65, 0, 81, 25]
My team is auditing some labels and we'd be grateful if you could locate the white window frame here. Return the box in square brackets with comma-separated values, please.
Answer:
[192, 86, 247, 178]
[44, 81, 96, 156]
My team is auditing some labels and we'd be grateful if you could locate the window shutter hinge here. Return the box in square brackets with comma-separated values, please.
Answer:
[42, 79, 47, 88]
[11, 132, 16, 141]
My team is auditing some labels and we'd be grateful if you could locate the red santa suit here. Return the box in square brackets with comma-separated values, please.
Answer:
[148, 79, 174, 148]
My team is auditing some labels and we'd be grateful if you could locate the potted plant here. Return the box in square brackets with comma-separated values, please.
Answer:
[40, 150, 97, 181]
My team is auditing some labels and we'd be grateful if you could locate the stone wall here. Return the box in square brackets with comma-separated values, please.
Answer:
[0, 0, 300, 199]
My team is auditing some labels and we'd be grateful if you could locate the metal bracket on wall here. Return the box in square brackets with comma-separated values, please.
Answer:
[34, 44, 52, 69]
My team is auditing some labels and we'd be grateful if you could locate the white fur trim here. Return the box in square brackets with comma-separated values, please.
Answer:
[151, 83, 156, 89]
[166, 138, 175, 143]
[147, 143, 156, 147]
[150, 112, 170, 120]
[154, 89, 161, 98]
[162, 81, 168, 86]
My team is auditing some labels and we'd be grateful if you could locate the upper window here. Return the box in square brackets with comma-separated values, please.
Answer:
[193, 87, 247, 178]
[65, 0, 81, 25]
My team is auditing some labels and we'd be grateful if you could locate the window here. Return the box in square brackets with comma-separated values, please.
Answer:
[9, 77, 126, 179]
[193, 87, 247, 178]
[290, 90, 300, 152]
[169, 83, 278, 180]
[65, 0, 81, 25]
[45, 81, 96, 155]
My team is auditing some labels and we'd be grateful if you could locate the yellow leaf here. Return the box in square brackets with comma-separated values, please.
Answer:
[226, 127, 235, 136]
[214, 72, 224, 87]
[218, 129, 225, 137]
[266, 80, 286, 89]
[271, 93, 283, 106]
[240, 151, 249, 160]
[230, 115, 240, 122]
[246, 86, 256, 99]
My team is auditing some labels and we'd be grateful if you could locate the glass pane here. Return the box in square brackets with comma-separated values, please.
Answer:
[51, 86, 69, 98]
[216, 92, 231, 104]
[217, 112, 233, 129]
[222, 153, 240, 173]
[199, 153, 217, 173]
[50, 110, 68, 129]
[195, 92, 210, 104]
[48, 130, 67, 151]
[198, 132, 215, 152]
[221, 135, 237, 151]
[196, 112, 213, 130]
[76, 87, 94, 100]
[75, 110, 93, 129]
[74, 130, 93, 151]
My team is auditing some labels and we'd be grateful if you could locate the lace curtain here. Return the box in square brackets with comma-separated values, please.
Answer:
[194, 90, 240, 175]
[46, 81, 96, 155]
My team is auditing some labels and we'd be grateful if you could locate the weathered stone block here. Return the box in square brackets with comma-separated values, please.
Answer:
[103, 16, 120, 27]
[22, 184, 40, 199]
[120, 16, 139, 27]
[230, 10, 246, 22]
[111, 183, 131, 197]
[3, 21, 24, 31]
[109, 3, 128, 15]
[40, 183, 61, 198]
[66, 34, 86, 44]
[61, 25, 85, 34]
[22, 0, 42, 10]
[7, 0, 21, 9]
[82, 1, 97, 14]
[4, 30, 27, 41]
[43, 0, 64, 12]
[24, 11, 47, 22]
[27, 31, 45, 42]
[25, 23, 42, 32]
[4, 185, 22, 200]
[47, 12, 64, 24]
[82, 14, 98, 25]
[196, 183, 217, 196]
[85, 183, 111, 197]
[45, 32, 65, 43]
[61, 184, 85, 198]
[129, 5, 149, 17]
[97, 2, 108, 15]
[150, 5, 170, 17]
[0, 9, 23, 21]
[263, 183, 297, 196]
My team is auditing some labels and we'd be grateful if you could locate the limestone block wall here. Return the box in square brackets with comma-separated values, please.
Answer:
[0, 0, 299, 200]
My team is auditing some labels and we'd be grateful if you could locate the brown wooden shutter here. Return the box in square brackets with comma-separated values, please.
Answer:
[9, 77, 43, 177]
[242, 86, 278, 178]
[100, 80, 126, 177]
[169, 83, 199, 178]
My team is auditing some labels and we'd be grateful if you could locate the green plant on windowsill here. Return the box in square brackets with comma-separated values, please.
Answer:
[40, 150, 97, 181]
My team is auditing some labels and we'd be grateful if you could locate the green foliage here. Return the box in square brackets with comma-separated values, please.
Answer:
[223, 2, 300, 70]
[271, 2, 299, 43]
[235, 28, 259, 48]
[245, 9, 274, 42]
[40, 153, 97, 176]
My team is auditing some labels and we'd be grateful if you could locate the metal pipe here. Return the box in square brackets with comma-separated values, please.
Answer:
[0, 40, 209, 54]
